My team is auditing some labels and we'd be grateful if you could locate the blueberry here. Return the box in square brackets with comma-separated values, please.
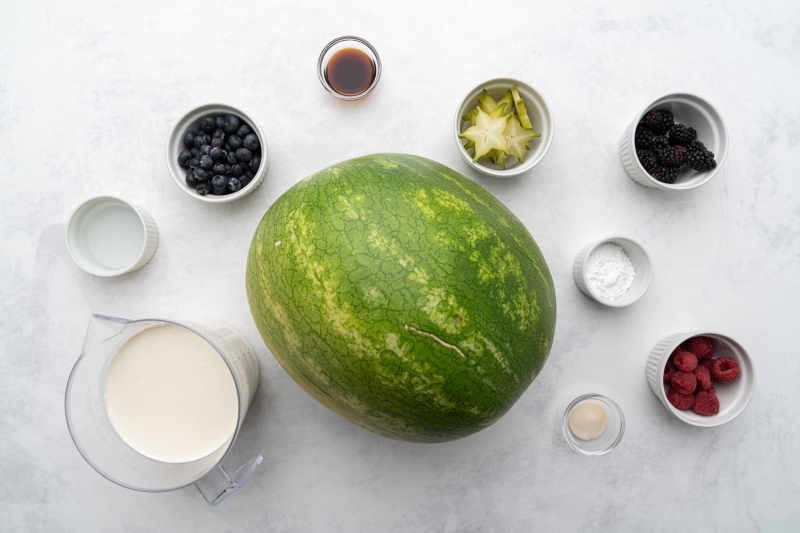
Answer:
[212, 163, 226, 175]
[211, 174, 228, 190]
[244, 171, 255, 181]
[196, 182, 210, 195]
[190, 147, 199, 157]
[200, 115, 216, 132]
[212, 129, 226, 140]
[193, 168, 210, 182]
[187, 158, 200, 168]
[215, 116, 224, 129]
[227, 177, 242, 193]
[226, 151, 237, 164]
[200, 155, 214, 170]
[178, 150, 192, 167]
[193, 134, 208, 148]
[210, 146, 224, 160]
[249, 155, 261, 173]
[186, 170, 198, 188]
[224, 143, 232, 152]
[213, 188, 227, 195]
[236, 124, 252, 138]
[211, 138, 224, 149]
[235, 148, 252, 162]
[183, 130, 196, 148]
[222, 114, 241, 134]
[199, 144, 211, 157]
[243, 134, 260, 151]
[224, 163, 232, 172]
[227, 135, 242, 150]
[239, 174, 251, 187]
[230, 164, 244, 177]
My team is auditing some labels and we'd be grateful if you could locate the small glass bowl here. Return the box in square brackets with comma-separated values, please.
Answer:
[317, 36, 382, 100]
[562, 394, 625, 456]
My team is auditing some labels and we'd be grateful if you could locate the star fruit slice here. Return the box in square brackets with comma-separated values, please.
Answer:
[477, 89, 498, 113]
[503, 114, 540, 163]
[462, 103, 509, 150]
[488, 149, 509, 169]
[459, 107, 509, 161]
[510, 85, 533, 130]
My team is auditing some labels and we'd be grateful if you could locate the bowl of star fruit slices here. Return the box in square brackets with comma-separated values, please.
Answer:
[454, 78, 553, 177]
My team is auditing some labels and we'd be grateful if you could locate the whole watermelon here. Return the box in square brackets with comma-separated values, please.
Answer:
[246, 154, 555, 442]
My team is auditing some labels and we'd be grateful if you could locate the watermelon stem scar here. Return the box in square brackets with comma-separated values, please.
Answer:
[404, 324, 467, 360]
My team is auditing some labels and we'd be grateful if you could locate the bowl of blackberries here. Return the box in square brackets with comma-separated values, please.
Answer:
[166, 104, 268, 202]
[620, 93, 727, 190]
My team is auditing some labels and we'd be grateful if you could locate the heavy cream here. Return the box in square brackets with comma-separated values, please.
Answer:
[103, 324, 239, 463]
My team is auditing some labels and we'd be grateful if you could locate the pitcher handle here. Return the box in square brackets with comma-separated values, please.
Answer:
[194, 455, 263, 506]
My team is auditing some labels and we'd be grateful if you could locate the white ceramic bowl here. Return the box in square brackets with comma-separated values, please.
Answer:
[454, 78, 553, 177]
[572, 236, 653, 307]
[619, 93, 728, 190]
[645, 331, 755, 427]
[166, 103, 268, 203]
[66, 195, 159, 277]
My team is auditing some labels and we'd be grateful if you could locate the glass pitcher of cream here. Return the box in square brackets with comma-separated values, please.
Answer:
[65, 314, 261, 505]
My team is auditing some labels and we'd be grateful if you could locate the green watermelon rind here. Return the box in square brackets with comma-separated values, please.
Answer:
[246, 153, 556, 442]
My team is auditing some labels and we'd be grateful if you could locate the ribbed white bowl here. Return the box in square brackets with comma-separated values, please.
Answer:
[646, 331, 756, 427]
[573, 236, 653, 307]
[620, 93, 728, 190]
[454, 78, 553, 177]
[166, 103, 268, 203]
[66, 196, 159, 277]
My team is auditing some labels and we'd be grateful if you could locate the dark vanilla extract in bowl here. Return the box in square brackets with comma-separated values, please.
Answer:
[317, 36, 381, 100]
[324, 48, 376, 97]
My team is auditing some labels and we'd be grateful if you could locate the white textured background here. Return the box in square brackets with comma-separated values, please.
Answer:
[2, 0, 799, 531]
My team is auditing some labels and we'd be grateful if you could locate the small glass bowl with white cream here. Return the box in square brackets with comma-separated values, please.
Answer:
[573, 236, 653, 307]
[562, 394, 625, 455]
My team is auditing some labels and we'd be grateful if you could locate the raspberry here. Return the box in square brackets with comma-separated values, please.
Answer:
[663, 359, 677, 383]
[673, 351, 698, 372]
[671, 371, 697, 395]
[711, 357, 741, 383]
[693, 365, 712, 390]
[698, 358, 714, 372]
[685, 336, 713, 358]
[667, 387, 694, 410]
[693, 387, 720, 416]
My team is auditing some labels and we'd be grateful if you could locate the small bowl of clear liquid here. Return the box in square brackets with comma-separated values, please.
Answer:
[66, 195, 159, 276]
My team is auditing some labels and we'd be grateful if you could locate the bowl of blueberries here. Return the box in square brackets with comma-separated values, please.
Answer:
[166, 103, 268, 202]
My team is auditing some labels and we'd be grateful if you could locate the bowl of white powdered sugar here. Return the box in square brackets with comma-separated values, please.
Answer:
[573, 236, 653, 307]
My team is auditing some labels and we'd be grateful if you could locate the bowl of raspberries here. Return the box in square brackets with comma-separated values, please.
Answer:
[620, 93, 728, 190]
[646, 332, 755, 427]
[166, 103, 268, 203]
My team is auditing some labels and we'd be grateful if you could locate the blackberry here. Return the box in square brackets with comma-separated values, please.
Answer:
[687, 140, 706, 153]
[648, 164, 679, 184]
[687, 149, 716, 171]
[640, 109, 674, 134]
[635, 125, 654, 149]
[657, 145, 688, 167]
[636, 149, 658, 173]
[668, 124, 697, 146]
[652, 135, 670, 151]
